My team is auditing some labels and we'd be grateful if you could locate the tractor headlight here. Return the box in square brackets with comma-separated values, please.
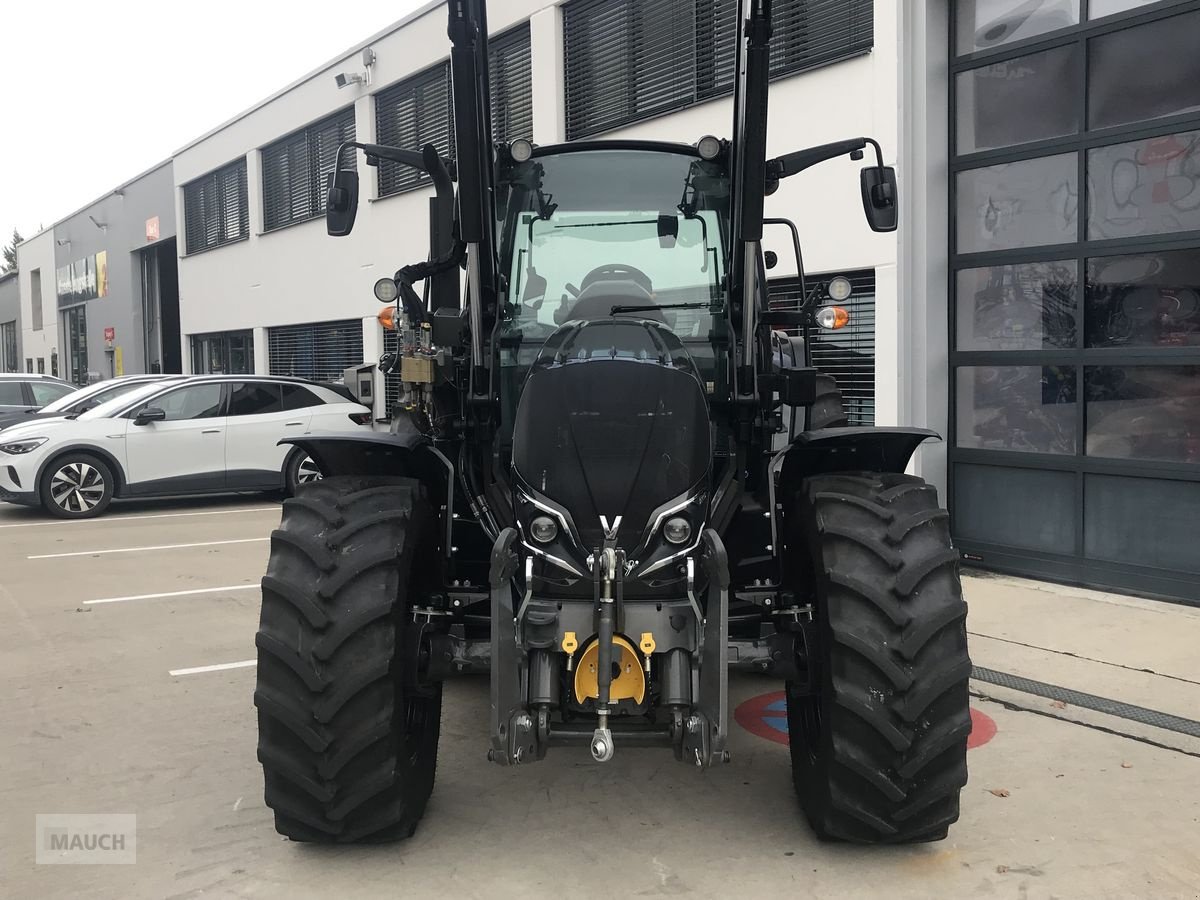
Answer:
[374, 277, 399, 303]
[530, 515, 558, 543]
[663, 516, 692, 545]
[0, 437, 47, 455]
[696, 135, 723, 161]
[509, 138, 534, 163]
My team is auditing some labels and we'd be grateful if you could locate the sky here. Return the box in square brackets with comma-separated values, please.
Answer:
[0, 0, 432, 245]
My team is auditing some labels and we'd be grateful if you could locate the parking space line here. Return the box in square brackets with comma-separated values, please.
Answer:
[169, 659, 257, 677]
[84, 584, 259, 606]
[28, 538, 269, 560]
[0, 507, 278, 529]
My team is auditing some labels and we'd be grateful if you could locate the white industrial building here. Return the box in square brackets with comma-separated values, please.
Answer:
[9, 0, 1200, 600]
[172, 0, 900, 418]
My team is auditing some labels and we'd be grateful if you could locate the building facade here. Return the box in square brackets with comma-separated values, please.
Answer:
[0, 271, 19, 373]
[901, 0, 1200, 601]
[16, 229, 58, 377]
[171, 0, 895, 413]
[50, 162, 180, 385]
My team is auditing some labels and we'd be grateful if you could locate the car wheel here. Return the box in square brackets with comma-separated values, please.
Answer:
[40, 454, 115, 519]
[284, 451, 323, 496]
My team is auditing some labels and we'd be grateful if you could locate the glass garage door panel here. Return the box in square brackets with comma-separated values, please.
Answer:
[956, 260, 1077, 350]
[1088, 129, 1200, 241]
[1086, 249, 1200, 349]
[1084, 474, 1200, 573]
[957, 154, 1078, 253]
[956, 44, 1080, 154]
[1089, 0, 1158, 18]
[956, 0, 1079, 55]
[1087, 9, 1200, 130]
[956, 365, 1077, 454]
[954, 463, 1076, 552]
[1085, 365, 1200, 463]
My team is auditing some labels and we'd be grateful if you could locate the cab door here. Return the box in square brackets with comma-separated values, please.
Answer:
[123, 382, 227, 494]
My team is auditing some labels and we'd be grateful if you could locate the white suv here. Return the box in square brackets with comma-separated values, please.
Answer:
[0, 375, 372, 518]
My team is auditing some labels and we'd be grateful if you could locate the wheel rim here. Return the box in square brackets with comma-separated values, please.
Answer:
[296, 455, 322, 485]
[50, 462, 106, 513]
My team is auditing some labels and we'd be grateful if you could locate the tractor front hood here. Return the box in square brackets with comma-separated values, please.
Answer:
[511, 319, 712, 573]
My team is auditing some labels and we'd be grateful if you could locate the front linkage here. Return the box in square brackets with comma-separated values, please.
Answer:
[488, 526, 731, 768]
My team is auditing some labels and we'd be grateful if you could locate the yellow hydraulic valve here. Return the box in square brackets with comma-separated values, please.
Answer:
[573, 635, 646, 705]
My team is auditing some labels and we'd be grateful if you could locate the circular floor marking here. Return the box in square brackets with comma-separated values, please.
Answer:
[734, 690, 997, 749]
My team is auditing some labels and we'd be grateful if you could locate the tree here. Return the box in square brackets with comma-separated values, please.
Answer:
[1, 228, 22, 274]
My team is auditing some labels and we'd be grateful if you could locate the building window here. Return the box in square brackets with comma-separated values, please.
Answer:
[489, 23, 534, 143]
[563, 0, 873, 140]
[769, 269, 876, 426]
[0, 321, 16, 372]
[949, 0, 1200, 602]
[262, 108, 356, 231]
[268, 320, 363, 382]
[374, 23, 532, 198]
[30, 268, 42, 332]
[375, 64, 455, 197]
[183, 159, 250, 254]
[192, 330, 253, 374]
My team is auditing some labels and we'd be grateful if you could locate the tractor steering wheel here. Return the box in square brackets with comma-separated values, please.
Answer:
[580, 264, 653, 295]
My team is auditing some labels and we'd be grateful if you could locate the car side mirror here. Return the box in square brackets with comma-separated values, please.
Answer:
[860, 165, 898, 233]
[326, 169, 359, 237]
[134, 407, 166, 426]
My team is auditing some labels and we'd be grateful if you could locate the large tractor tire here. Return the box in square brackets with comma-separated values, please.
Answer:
[783, 472, 970, 843]
[254, 476, 442, 843]
[808, 374, 848, 430]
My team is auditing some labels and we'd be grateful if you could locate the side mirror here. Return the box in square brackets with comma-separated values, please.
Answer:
[134, 407, 166, 426]
[521, 267, 548, 306]
[860, 165, 898, 233]
[325, 169, 359, 237]
[764, 250, 778, 270]
[656, 214, 679, 248]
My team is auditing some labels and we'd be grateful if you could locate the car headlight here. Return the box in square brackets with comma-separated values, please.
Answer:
[530, 515, 559, 543]
[0, 437, 48, 455]
[663, 516, 692, 545]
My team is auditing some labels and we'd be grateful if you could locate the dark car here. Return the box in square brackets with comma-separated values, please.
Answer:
[0, 374, 76, 414]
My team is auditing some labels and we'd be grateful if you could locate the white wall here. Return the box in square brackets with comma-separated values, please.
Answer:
[16, 229, 57, 374]
[174, 0, 903, 420]
[897, 0, 951, 491]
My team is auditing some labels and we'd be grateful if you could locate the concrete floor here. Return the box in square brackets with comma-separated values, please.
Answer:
[2, 497, 1199, 899]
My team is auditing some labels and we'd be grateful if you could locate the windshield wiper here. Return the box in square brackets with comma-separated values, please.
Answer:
[610, 302, 711, 315]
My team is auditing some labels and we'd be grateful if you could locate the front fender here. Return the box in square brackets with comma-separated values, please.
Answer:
[281, 430, 453, 550]
[780, 426, 939, 485]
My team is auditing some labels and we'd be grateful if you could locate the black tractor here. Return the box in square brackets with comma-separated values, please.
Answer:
[254, 0, 971, 845]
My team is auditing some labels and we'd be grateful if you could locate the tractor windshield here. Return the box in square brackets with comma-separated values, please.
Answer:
[497, 148, 730, 340]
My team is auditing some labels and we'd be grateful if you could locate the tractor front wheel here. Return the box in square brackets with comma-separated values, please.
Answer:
[783, 472, 971, 843]
[254, 476, 441, 843]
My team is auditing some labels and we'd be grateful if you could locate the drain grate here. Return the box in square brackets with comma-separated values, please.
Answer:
[971, 666, 1200, 740]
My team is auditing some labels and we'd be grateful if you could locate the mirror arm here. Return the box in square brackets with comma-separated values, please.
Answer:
[767, 137, 872, 181]
[345, 141, 456, 180]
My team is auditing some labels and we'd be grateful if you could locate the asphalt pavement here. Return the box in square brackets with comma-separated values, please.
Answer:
[2, 496, 1198, 899]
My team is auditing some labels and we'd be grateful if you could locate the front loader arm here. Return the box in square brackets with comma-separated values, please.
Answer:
[447, 0, 500, 391]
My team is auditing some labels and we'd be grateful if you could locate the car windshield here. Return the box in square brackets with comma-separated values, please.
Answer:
[77, 382, 166, 420]
[497, 149, 730, 338]
[40, 379, 147, 413]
